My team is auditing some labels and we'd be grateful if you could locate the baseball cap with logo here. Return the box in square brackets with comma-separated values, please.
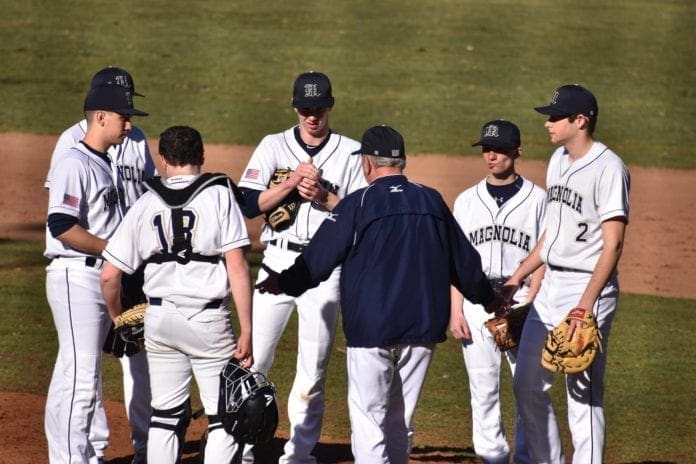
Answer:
[472, 119, 521, 150]
[292, 71, 335, 108]
[351, 125, 405, 158]
[83, 85, 149, 116]
[90, 66, 144, 97]
[534, 84, 598, 119]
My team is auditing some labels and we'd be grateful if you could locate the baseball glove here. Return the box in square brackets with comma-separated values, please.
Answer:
[484, 302, 531, 351]
[265, 169, 302, 231]
[541, 307, 602, 374]
[103, 303, 147, 357]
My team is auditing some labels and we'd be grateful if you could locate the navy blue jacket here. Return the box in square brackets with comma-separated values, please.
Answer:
[279, 174, 493, 347]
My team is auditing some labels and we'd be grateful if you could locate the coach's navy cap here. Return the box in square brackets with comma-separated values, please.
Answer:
[83, 85, 149, 116]
[534, 84, 598, 118]
[351, 125, 405, 158]
[90, 66, 144, 97]
[472, 120, 521, 150]
[292, 71, 334, 108]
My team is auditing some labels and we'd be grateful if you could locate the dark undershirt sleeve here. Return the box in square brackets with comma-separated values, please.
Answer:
[239, 187, 262, 218]
[47, 213, 78, 238]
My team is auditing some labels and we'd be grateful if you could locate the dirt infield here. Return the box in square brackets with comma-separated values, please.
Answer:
[1, 132, 694, 463]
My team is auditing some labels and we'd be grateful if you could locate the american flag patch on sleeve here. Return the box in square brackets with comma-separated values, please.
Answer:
[63, 194, 79, 207]
[243, 168, 260, 180]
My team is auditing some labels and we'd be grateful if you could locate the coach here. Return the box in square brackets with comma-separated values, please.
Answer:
[257, 125, 507, 463]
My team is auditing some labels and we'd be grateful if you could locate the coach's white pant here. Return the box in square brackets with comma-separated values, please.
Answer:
[347, 344, 433, 464]
[513, 268, 618, 464]
[461, 301, 529, 464]
[45, 260, 111, 464]
[145, 300, 241, 464]
[250, 248, 341, 464]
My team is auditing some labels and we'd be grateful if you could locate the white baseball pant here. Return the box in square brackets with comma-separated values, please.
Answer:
[461, 300, 529, 464]
[513, 268, 618, 464]
[346, 344, 434, 464]
[250, 246, 341, 464]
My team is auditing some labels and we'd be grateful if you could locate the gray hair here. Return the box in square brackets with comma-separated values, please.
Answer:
[364, 155, 406, 169]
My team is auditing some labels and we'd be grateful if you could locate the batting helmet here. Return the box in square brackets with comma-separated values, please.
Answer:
[218, 358, 279, 445]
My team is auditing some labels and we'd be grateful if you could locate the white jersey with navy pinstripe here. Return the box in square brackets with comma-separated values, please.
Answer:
[541, 142, 630, 272]
[238, 127, 366, 244]
[453, 176, 547, 283]
[46, 119, 156, 213]
[103, 174, 250, 308]
[44, 142, 121, 259]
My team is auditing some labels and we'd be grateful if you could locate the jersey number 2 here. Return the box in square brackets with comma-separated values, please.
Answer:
[576, 222, 588, 242]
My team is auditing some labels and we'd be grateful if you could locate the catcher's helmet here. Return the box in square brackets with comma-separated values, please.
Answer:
[218, 358, 279, 444]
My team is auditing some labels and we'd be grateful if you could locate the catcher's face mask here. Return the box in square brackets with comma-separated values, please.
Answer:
[218, 359, 279, 444]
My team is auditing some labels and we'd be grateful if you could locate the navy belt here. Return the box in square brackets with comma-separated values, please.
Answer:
[148, 297, 223, 309]
[268, 239, 307, 253]
[548, 264, 591, 274]
[85, 257, 103, 267]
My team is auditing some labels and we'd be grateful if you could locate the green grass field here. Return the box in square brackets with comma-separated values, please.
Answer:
[0, 0, 694, 168]
[1, 2, 695, 462]
[1, 240, 694, 463]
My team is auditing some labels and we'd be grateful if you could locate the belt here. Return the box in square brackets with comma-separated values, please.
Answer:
[548, 264, 591, 274]
[85, 257, 104, 268]
[268, 238, 307, 253]
[148, 297, 223, 309]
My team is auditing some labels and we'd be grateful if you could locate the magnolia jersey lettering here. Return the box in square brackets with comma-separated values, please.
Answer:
[103, 175, 250, 308]
[541, 142, 630, 271]
[44, 143, 122, 258]
[238, 127, 366, 243]
[46, 119, 156, 212]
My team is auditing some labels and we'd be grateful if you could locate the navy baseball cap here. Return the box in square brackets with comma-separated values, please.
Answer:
[292, 71, 334, 108]
[472, 119, 521, 150]
[351, 125, 405, 158]
[90, 66, 144, 97]
[83, 85, 149, 116]
[534, 84, 598, 118]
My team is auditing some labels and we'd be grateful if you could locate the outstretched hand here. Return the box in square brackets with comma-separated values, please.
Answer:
[255, 264, 283, 295]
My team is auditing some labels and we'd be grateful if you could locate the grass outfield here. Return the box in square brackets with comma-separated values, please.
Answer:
[1, 240, 694, 462]
[0, 1, 694, 168]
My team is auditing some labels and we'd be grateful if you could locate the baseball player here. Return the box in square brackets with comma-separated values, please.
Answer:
[44, 84, 148, 464]
[450, 120, 547, 464]
[505, 84, 630, 464]
[237, 71, 366, 463]
[99, 126, 253, 464]
[45, 66, 155, 464]
[256, 125, 509, 464]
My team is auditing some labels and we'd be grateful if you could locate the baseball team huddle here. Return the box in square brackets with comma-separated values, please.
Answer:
[43, 67, 630, 464]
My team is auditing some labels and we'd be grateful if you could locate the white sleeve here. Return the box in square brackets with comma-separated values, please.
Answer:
[103, 203, 143, 274]
[597, 161, 630, 222]
[47, 155, 86, 218]
[238, 135, 282, 190]
[220, 188, 251, 252]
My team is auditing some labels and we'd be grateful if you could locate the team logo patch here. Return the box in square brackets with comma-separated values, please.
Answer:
[484, 124, 499, 138]
[304, 83, 321, 98]
[551, 90, 560, 104]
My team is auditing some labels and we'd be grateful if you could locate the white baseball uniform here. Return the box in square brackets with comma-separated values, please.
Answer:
[45, 119, 155, 462]
[103, 173, 250, 464]
[513, 142, 630, 464]
[453, 176, 546, 464]
[238, 127, 365, 463]
[44, 142, 122, 464]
